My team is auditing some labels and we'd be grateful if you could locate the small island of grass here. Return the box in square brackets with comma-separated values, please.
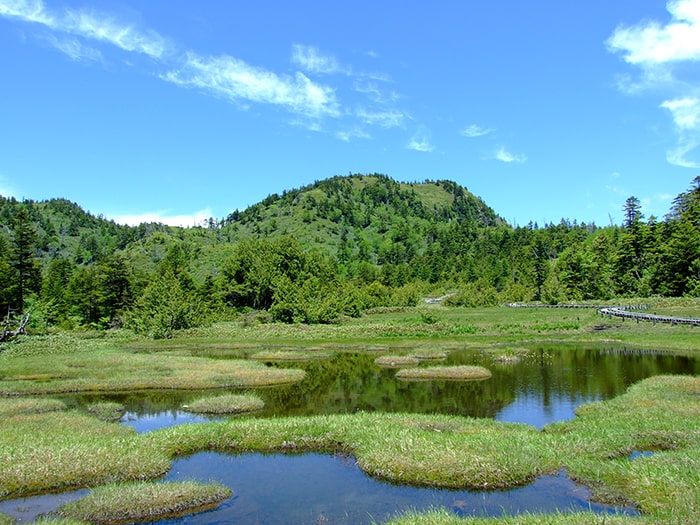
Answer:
[395, 365, 492, 381]
[183, 393, 265, 415]
[55, 481, 232, 524]
[374, 355, 420, 368]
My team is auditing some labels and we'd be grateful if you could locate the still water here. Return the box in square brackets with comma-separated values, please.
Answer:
[2, 344, 696, 523]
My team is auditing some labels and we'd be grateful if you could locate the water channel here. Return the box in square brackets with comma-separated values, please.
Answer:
[2, 343, 697, 524]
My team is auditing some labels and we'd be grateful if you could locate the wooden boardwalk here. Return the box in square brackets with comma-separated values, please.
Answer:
[506, 303, 700, 327]
[598, 307, 700, 327]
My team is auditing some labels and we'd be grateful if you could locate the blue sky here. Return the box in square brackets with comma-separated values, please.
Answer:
[1, 0, 699, 227]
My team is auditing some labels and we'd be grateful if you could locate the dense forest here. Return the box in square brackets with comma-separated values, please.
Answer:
[1, 173, 699, 338]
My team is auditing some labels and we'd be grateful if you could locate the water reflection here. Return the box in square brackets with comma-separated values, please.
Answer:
[161, 452, 637, 525]
[75, 344, 698, 432]
[6, 345, 693, 524]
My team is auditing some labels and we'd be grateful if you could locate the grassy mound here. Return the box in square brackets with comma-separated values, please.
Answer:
[183, 393, 265, 415]
[395, 365, 492, 381]
[56, 481, 231, 524]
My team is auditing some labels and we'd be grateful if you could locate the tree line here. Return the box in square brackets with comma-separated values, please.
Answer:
[0, 175, 698, 338]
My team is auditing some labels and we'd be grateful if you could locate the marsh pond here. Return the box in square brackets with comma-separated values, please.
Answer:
[2, 343, 698, 524]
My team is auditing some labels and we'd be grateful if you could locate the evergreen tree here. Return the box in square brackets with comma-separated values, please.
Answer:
[9, 208, 42, 312]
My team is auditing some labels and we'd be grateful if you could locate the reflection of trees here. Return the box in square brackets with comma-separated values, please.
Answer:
[62, 347, 698, 421]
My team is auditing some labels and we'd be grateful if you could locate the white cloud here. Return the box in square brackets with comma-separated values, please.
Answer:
[0, 0, 168, 59]
[607, 0, 700, 168]
[661, 96, 700, 129]
[0, 0, 52, 26]
[665, 140, 700, 167]
[493, 146, 527, 163]
[406, 130, 434, 152]
[660, 97, 700, 166]
[2, 1, 417, 137]
[607, 0, 700, 65]
[291, 44, 349, 75]
[356, 107, 405, 128]
[336, 128, 371, 142]
[112, 208, 213, 227]
[44, 34, 102, 62]
[164, 52, 340, 119]
[461, 124, 494, 138]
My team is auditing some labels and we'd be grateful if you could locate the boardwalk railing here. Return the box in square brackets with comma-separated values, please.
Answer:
[505, 303, 700, 327]
[598, 307, 700, 327]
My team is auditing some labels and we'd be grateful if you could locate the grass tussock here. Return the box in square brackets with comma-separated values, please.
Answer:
[183, 393, 265, 415]
[55, 481, 232, 524]
[0, 348, 305, 395]
[395, 365, 492, 381]
[374, 355, 420, 368]
[250, 350, 332, 361]
[0, 397, 66, 418]
[0, 411, 170, 499]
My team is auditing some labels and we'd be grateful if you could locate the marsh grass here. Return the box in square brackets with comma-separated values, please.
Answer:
[395, 365, 492, 381]
[0, 348, 305, 395]
[249, 350, 332, 361]
[55, 481, 231, 524]
[0, 397, 66, 418]
[0, 411, 170, 499]
[374, 355, 420, 368]
[2, 376, 699, 522]
[544, 375, 700, 519]
[381, 508, 647, 524]
[183, 393, 264, 415]
[2, 304, 700, 523]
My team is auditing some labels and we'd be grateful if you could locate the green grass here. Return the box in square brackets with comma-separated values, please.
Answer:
[183, 393, 265, 415]
[55, 481, 231, 524]
[0, 411, 170, 499]
[0, 376, 698, 521]
[0, 397, 66, 418]
[1, 302, 699, 523]
[249, 350, 332, 361]
[374, 355, 421, 367]
[382, 509, 649, 525]
[395, 365, 493, 381]
[0, 345, 305, 396]
[86, 401, 126, 422]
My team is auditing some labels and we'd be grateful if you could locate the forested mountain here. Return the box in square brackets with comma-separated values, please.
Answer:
[1, 173, 698, 338]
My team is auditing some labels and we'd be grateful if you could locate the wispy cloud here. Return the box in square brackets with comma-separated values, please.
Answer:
[291, 44, 349, 75]
[493, 146, 526, 163]
[164, 52, 340, 118]
[406, 129, 434, 152]
[0, 0, 411, 137]
[112, 208, 213, 227]
[44, 34, 102, 62]
[461, 124, 494, 138]
[607, 0, 700, 167]
[336, 128, 371, 142]
[356, 107, 405, 128]
[0, 0, 168, 59]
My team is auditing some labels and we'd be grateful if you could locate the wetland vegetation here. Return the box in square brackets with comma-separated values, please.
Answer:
[0, 174, 699, 523]
[1, 305, 699, 524]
